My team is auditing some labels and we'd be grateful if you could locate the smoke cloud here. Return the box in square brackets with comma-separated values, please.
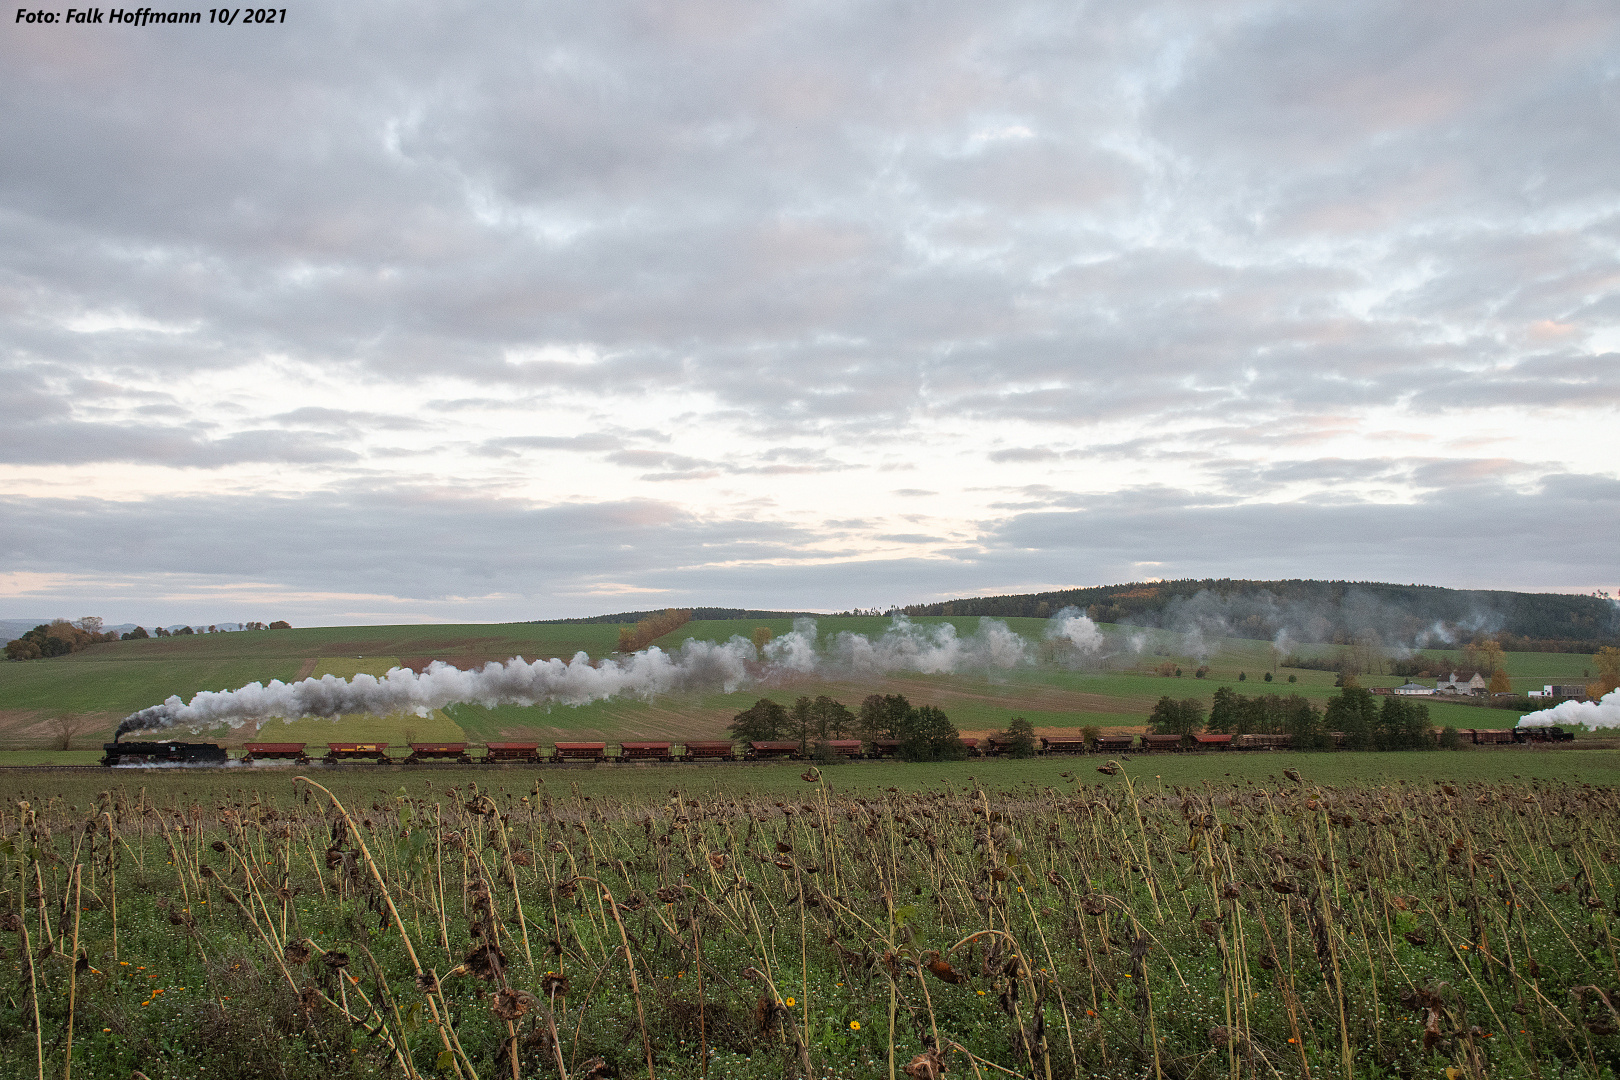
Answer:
[1046, 607, 1105, 654]
[115, 614, 1035, 737]
[1519, 688, 1620, 731]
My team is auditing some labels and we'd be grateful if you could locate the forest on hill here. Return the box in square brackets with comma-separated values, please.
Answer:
[901, 579, 1619, 650]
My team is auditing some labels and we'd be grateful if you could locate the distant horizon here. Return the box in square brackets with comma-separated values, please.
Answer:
[4, 576, 1615, 635]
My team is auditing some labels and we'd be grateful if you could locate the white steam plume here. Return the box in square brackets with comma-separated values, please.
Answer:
[826, 615, 1029, 675]
[1046, 607, 1105, 654]
[116, 614, 1039, 737]
[1519, 688, 1620, 730]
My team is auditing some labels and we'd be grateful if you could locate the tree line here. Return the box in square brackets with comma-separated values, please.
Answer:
[5, 618, 294, 660]
[727, 693, 970, 761]
[3, 618, 119, 660]
[1149, 685, 1438, 751]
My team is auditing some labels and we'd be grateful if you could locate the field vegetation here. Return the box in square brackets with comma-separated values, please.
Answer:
[0, 751, 1617, 1080]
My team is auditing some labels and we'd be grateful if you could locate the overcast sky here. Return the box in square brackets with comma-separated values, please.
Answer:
[2, 0, 1617, 627]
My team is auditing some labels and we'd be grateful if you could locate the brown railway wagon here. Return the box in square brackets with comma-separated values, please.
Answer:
[1238, 734, 1293, 751]
[1329, 731, 1348, 749]
[405, 742, 471, 764]
[1041, 735, 1090, 754]
[1193, 733, 1233, 749]
[747, 740, 802, 760]
[619, 741, 675, 762]
[554, 741, 607, 762]
[957, 737, 983, 757]
[681, 741, 739, 761]
[818, 739, 865, 759]
[867, 739, 901, 758]
[1094, 735, 1135, 752]
[1469, 728, 1516, 746]
[242, 742, 309, 763]
[1140, 734, 1184, 751]
[485, 741, 543, 763]
[325, 742, 390, 763]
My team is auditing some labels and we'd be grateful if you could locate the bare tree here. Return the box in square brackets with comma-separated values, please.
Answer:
[49, 714, 87, 751]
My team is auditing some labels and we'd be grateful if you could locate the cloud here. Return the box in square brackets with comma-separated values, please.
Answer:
[1, 0, 1617, 620]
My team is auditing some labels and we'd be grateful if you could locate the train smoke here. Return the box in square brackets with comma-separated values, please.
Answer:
[1046, 607, 1105, 654]
[114, 614, 1036, 738]
[1519, 688, 1620, 730]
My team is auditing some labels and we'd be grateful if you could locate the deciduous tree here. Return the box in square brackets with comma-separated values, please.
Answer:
[728, 698, 788, 742]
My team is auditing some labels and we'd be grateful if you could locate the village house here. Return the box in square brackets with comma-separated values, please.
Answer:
[1435, 672, 1487, 695]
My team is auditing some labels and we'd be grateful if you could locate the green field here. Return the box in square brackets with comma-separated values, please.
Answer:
[0, 616, 1601, 749]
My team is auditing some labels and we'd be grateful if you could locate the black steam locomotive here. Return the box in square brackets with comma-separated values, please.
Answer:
[101, 741, 230, 766]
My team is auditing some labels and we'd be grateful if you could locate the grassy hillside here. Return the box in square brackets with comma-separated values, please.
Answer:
[0, 614, 1602, 748]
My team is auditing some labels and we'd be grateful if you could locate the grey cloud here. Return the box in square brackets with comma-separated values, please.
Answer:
[0, 418, 360, 468]
[988, 447, 1063, 463]
[475, 434, 628, 458]
[271, 407, 430, 433]
[7, 473, 1612, 623]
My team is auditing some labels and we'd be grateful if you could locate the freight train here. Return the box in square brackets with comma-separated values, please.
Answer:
[99, 724, 1575, 766]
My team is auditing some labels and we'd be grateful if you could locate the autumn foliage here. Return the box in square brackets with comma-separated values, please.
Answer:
[615, 608, 693, 653]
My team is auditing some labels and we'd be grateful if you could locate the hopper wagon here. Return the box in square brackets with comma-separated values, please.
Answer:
[619, 741, 675, 762]
[680, 740, 739, 762]
[485, 741, 544, 764]
[1140, 734, 1185, 752]
[746, 740, 802, 761]
[957, 737, 983, 757]
[241, 742, 310, 764]
[1192, 733, 1233, 750]
[405, 742, 472, 764]
[1040, 734, 1090, 755]
[817, 739, 865, 759]
[325, 742, 390, 764]
[866, 739, 901, 758]
[1093, 734, 1135, 753]
[1237, 734, 1293, 751]
[553, 741, 607, 763]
